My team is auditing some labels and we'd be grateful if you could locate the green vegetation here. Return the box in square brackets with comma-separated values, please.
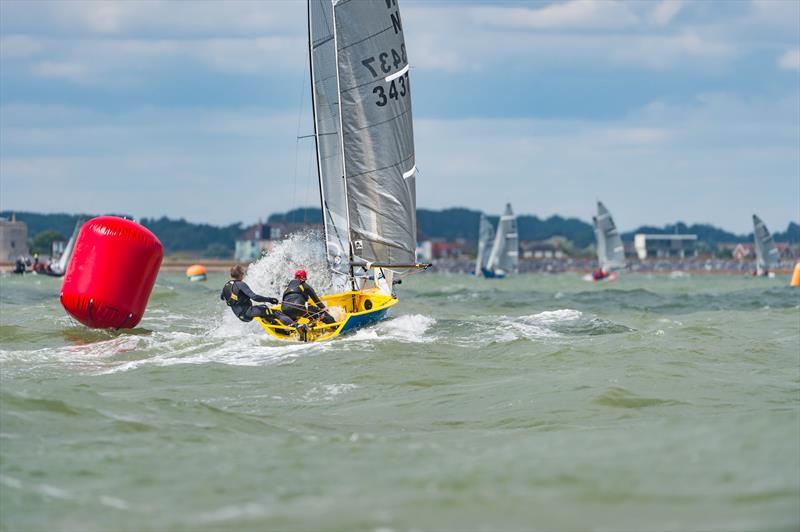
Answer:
[30, 230, 67, 254]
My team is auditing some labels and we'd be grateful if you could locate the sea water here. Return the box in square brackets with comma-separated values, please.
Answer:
[1, 241, 798, 531]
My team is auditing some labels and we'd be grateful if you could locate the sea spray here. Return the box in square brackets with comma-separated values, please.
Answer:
[244, 230, 346, 299]
[214, 230, 346, 337]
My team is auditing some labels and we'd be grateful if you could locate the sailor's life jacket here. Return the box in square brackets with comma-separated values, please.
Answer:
[221, 280, 248, 319]
[282, 279, 323, 309]
[221, 280, 274, 321]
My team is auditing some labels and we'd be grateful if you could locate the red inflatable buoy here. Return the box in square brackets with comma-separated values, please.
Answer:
[60, 216, 163, 329]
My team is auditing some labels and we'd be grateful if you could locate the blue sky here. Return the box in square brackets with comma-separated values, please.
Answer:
[1, 0, 798, 233]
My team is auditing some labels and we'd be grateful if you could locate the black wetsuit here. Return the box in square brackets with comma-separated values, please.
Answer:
[221, 280, 295, 327]
[12, 258, 26, 274]
[281, 279, 335, 324]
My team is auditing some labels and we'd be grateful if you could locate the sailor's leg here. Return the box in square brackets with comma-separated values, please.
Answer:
[282, 304, 305, 323]
[272, 310, 297, 328]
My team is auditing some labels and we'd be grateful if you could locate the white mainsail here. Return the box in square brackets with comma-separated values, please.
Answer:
[475, 213, 495, 275]
[593, 201, 625, 272]
[752, 214, 779, 274]
[309, 0, 417, 279]
[486, 204, 519, 275]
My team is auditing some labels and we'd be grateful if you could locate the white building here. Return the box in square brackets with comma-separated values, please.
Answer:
[234, 223, 283, 262]
[634, 234, 698, 260]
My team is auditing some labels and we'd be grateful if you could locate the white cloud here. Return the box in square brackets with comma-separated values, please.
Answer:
[0, 104, 317, 225]
[404, 3, 736, 74]
[16, 35, 303, 87]
[31, 61, 92, 83]
[778, 48, 800, 71]
[2, 0, 299, 37]
[0, 35, 45, 58]
[413, 92, 798, 232]
[468, 1, 640, 30]
[602, 128, 669, 145]
[1, 90, 797, 232]
[651, 1, 683, 26]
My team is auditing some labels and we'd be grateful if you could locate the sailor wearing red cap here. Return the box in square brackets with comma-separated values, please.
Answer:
[281, 269, 335, 324]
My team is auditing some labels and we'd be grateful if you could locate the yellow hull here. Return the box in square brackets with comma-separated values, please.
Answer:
[255, 288, 397, 342]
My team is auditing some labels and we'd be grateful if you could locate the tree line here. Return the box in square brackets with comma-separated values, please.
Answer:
[3, 209, 798, 257]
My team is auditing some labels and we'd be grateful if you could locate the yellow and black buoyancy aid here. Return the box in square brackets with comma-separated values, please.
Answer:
[221, 280, 253, 319]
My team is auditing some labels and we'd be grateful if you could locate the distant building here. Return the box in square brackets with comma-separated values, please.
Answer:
[414, 239, 465, 260]
[0, 214, 29, 261]
[431, 239, 466, 259]
[520, 237, 571, 259]
[416, 241, 433, 262]
[234, 221, 321, 262]
[634, 234, 697, 260]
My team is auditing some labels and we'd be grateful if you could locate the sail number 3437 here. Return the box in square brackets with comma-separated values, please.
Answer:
[361, 46, 409, 107]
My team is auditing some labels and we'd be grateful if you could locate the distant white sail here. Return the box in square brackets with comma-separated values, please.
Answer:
[475, 213, 495, 275]
[49, 219, 82, 276]
[593, 201, 625, 272]
[752, 214, 779, 274]
[486, 203, 518, 275]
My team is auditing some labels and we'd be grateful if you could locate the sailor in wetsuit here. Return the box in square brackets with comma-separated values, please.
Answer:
[281, 270, 336, 324]
[221, 265, 297, 328]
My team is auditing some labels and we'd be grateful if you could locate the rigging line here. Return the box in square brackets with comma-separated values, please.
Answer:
[303, 138, 316, 225]
[291, 52, 308, 223]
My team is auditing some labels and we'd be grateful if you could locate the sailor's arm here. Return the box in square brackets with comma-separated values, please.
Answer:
[304, 284, 325, 308]
[239, 282, 278, 304]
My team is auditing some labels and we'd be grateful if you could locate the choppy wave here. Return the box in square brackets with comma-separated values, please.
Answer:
[2, 269, 799, 532]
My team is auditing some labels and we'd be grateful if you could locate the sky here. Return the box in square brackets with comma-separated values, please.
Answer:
[0, 0, 798, 234]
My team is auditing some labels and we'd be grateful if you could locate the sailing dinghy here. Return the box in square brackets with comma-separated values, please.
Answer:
[480, 204, 518, 278]
[474, 213, 495, 276]
[752, 214, 779, 277]
[38, 219, 82, 277]
[585, 201, 624, 282]
[257, 0, 429, 342]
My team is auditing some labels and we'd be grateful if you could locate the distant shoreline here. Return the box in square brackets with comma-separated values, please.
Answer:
[2, 260, 794, 276]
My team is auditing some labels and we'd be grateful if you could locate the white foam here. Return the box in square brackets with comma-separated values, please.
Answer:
[302, 383, 358, 402]
[346, 313, 437, 343]
[527, 309, 583, 324]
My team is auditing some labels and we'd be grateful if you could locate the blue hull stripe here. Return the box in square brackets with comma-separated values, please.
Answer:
[340, 308, 390, 335]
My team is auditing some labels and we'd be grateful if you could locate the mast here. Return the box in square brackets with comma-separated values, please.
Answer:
[307, 0, 328, 248]
[329, 1, 356, 290]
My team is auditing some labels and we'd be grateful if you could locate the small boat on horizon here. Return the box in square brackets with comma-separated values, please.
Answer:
[585, 201, 624, 282]
[479, 203, 518, 279]
[752, 214, 779, 277]
[35, 219, 83, 277]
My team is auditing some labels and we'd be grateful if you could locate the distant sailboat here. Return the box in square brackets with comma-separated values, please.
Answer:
[482, 204, 518, 278]
[257, 0, 429, 342]
[752, 214, 779, 277]
[474, 213, 495, 276]
[588, 201, 624, 281]
[39, 219, 82, 277]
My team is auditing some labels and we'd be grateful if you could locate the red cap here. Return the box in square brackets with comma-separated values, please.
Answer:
[294, 269, 307, 280]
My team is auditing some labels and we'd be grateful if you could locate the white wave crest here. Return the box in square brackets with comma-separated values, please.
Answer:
[346, 313, 436, 343]
[527, 309, 583, 324]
